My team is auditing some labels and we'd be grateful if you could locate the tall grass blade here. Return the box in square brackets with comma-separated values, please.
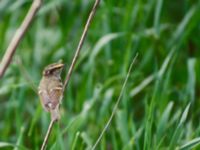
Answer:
[179, 137, 200, 150]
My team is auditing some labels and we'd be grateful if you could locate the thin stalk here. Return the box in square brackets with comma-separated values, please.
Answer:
[40, 0, 101, 149]
[0, 0, 42, 78]
[91, 53, 138, 150]
[41, 120, 55, 150]
[64, 0, 101, 89]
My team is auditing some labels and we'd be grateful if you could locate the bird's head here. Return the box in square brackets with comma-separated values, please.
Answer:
[43, 63, 64, 77]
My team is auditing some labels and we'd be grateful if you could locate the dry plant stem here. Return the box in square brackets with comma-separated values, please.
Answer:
[40, 0, 100, 149]
[0, 0, 42, 78]
[63, 0, 101, 89]
[91, 53, 138, 150]
[41, 120, 55, 150]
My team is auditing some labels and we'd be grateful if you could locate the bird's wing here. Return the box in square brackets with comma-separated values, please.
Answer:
[38, 90, 51, 112]
[48, 86, 63, 109]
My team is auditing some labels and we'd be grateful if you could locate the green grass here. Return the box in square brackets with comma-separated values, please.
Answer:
[0, 0, 200, 149]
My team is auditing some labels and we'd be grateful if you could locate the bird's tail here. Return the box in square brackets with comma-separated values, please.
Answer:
[50, 105, 60, 121]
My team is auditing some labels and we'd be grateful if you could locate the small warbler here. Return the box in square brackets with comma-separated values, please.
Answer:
[38, 62, 64, 121]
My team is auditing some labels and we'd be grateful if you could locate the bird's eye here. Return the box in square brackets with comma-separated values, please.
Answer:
[46, 70, 50, 75]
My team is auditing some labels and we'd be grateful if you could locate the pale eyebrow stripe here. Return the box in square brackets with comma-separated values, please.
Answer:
[47, 64, 64, 70]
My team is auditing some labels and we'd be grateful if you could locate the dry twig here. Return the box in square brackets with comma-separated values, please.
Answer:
[91, 53, 138, 150]
[41, 120, 55, 150]
[0, 0, 42, 78]
[63, 0, 101, 89]
[40, 0, 101, 149]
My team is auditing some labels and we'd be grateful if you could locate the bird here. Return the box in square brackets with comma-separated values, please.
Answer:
[38, 62, 64, 121]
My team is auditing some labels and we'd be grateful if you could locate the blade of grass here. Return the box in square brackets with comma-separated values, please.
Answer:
[156, 101, 174, 141]
[116, 110, 130, 145]
[89, 32, 124, 65]
[130, 47, 176, 97]
[169, 103, 191, 149]
[14, 126, 25, 150]
[0, 142, 28, 150]
[179, 137, 200, 150]
[168, 6, 197, 47]
[72, 132, 80, 150]
[186, 58, 196, 102]
[153, 0, 163, 36]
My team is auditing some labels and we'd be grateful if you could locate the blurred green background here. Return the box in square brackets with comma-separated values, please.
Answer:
[0, 0, 200, 149]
